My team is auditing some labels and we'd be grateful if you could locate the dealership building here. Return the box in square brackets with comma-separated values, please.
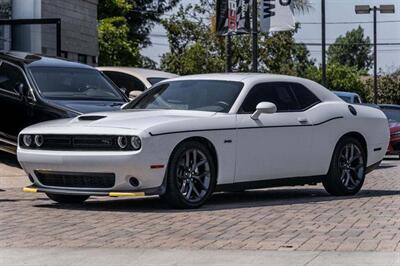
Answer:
[0, 0, 98, 65]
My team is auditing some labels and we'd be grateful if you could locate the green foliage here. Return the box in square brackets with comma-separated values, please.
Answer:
[364, 75, 400, 104]
[98, 17, 141, 66]
[258, 30, 315, 76]
[98, 0, 133, 19]
[98, 0, 179, 67]
[327, 26, 372, 72]
[99, 0, 179, 47]
[160, 0, 314, 75]
[305, 64, 367, 100]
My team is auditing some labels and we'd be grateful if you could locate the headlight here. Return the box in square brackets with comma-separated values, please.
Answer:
[22, 135, 32, 147]
[131, 136, 141, 150]
[117, 136, 128, 149]
[34, 135, 44, 147]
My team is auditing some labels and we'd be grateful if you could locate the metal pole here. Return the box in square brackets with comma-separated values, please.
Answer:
[321, 0, 327, 87]
[226, 34, 232, 72]
[373, 6, 378, 104]
[56, 19, 61, 57]
[251, 0, 258, 72]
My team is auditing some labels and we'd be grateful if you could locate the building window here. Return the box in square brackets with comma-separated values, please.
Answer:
[78, 54, 87, 64]
[92, 56, 97, 65]
[61, 51, 68, 59]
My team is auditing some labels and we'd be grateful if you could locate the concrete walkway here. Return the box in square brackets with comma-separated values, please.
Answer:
[1, 248, 399, 266]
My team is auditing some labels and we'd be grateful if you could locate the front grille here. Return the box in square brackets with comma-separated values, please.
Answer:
[33, 135, 118, 151]
[35, 171, 115, 188]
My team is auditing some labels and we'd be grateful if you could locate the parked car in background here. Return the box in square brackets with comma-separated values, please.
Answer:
[98, 67, 178, 99]
[333, 91, 362, 104]
[379, 104, 400, 158]
[19, 74, 389, 208]
[0, 51, 128, 154]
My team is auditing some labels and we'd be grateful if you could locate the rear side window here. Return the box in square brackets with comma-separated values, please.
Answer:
[291, 83, 321, 109]
[241, 83, 299, 113]
[240, 82, 320, 113]
[0, 62, 28, 94]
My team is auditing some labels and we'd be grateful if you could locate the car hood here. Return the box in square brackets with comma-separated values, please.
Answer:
[389, 122, 400, 133]
[52, 100, 127, 114]
[23, 109, 219, 135]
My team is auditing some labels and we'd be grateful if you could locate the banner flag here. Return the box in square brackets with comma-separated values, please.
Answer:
[216, 0, 250, 35]
[259, 0, 295, 33]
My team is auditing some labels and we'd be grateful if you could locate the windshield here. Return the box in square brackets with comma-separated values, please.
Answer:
[381, 108, 400, 123]
[127, 80, 243, 113]
[147, 77, 168, 85]
[30, 67, 125, 101]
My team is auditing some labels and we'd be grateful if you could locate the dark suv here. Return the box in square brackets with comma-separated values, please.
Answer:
[0, 51, 128, 154]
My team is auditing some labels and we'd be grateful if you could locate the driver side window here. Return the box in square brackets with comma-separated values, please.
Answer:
[240, 82, 299, 113]
[0, 62, 28, 95]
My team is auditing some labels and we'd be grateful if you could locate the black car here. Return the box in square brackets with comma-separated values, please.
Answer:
[0, 51, 128, 154]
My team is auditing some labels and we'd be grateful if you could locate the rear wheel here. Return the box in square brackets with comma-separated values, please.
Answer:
[46, 193, 89, 204]
[323, 137, 366, 196]
[161, 141, 217, 209]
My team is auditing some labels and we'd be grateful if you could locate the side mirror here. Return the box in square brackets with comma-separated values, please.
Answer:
[17, 83, 28, 101]
[129, 90, 143, 99]
[251, 102, 277, 120]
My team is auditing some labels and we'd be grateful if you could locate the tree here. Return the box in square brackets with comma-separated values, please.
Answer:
[327, 26, 372, 72]
[364, 75, 400, 104]
[305, 64, 367, 100]
[99, 0, 179, 47]
[160, 0, 314, 75]
[98, 17, 141, 66]
[98, 0, 179, 66]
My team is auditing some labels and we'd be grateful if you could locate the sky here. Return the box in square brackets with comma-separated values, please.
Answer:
[141, 0, 400, 73]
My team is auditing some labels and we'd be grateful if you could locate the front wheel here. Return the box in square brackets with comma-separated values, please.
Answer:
[323, 137, 366, 196]
[46, 193, 89, 204]
[161, 141, 217, 209]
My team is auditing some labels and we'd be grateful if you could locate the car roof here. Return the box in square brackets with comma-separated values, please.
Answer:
[0, 50, 94, 69]
[164, 73, 340, 102]
[97, 67, 178, 78]
[333, 91, 359, 97]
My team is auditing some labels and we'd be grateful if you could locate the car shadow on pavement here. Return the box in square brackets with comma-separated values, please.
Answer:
[34, 187, 400, 213]
[0, 151, 21, 169]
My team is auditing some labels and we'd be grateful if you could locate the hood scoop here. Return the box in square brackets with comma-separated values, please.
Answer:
[78, 115, 107, 121]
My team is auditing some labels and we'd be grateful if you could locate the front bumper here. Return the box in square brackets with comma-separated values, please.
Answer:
[386, 137, 400, 155]
[23, 184, 162, 197]
[17, 148, 168, 195]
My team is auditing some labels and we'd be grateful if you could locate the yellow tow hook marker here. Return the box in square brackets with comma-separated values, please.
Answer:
[109, 192, 145, 197]
[23, 187, 38, 193]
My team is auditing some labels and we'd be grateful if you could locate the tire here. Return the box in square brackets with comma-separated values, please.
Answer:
[323, 137, 366, 196]
[46, 193, 89, 204]
[161, 141, 217, 209]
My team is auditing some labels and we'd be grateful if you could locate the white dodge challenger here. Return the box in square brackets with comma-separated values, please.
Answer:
[18, 74, 390, 208]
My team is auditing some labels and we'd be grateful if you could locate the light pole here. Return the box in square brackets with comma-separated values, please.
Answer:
[321, 0, 327, 87]
[251, 0, 258, 72]
[355, 5, 395, 104]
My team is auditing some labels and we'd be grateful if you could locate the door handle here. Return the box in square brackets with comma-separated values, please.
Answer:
[297, 117, 309, 124]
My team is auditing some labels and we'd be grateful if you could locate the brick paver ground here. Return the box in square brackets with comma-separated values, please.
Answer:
[0, 152, 399, 252]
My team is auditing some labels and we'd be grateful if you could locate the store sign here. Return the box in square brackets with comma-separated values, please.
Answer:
[259, 0, 295, 33]
[216, 0, 250, 35]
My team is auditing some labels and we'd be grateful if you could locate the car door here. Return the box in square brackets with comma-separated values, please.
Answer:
[0, 61, 31, 142]
[234, 82, 318, 183]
